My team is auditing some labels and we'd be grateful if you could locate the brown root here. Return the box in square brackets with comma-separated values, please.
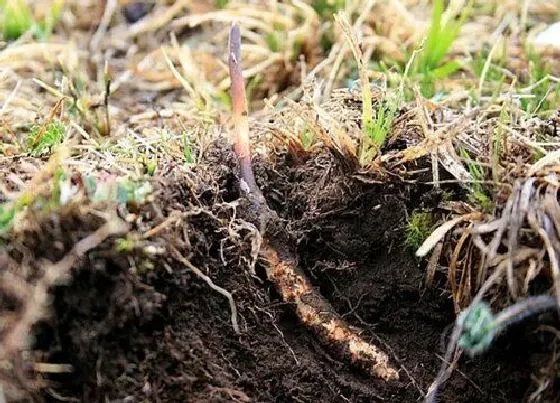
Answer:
[261, 242, 399, 381]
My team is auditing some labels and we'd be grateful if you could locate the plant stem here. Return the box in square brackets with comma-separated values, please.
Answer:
[228, 24, 257, 194]
[104, 60, 111, 137]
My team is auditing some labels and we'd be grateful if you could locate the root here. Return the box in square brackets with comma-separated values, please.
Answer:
[262, 242, 398, 381]
[170, 246, 240, 334]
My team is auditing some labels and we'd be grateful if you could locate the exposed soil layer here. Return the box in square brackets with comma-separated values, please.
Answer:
[12, 142, 555, 402]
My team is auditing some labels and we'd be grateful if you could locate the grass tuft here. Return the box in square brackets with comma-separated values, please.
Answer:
[336, 13, 401, 165]
[1, 0, 33, 40]
[415, 0, 473, 97]
[0, 0, 64, 40]
[460, 148, 493, 213]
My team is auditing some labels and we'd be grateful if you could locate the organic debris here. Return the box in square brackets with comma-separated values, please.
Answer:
[0, 0, 559, 402]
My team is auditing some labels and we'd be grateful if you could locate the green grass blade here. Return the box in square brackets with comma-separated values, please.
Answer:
[431, 60, 462, 79]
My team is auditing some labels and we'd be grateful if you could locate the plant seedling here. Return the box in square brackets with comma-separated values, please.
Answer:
[335, 13, 400, 165]
[460, 148, 493, 212]
[1, 0, 33, 40]
[0, 0, 64, 40]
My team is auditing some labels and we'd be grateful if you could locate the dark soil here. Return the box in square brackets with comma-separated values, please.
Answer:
[10, 141, 557, 402]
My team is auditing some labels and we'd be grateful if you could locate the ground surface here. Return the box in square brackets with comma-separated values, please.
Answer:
[5, 143, 549, 403]
[1, 1, 560, 402]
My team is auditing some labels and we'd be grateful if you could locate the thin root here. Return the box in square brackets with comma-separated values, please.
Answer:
[170, 246, 240, 334]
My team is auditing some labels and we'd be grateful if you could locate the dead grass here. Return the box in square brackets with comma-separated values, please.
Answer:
[1, 0, 560, 401]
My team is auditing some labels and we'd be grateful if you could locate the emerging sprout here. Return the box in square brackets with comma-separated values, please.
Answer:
[228, 24, 258, 195]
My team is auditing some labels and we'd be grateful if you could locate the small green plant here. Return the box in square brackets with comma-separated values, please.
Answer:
[336, 13, 401, 165]
[35, 0, 64, 38]
[246, 74, 263, 104]
[319, 24, 336, 53]
[0, 172, 153, 234]
[312, 0, 345, 18]
[414, 0, 473, 97]
[471, 41, 508, 101]
[405, 210, 434, 251]
[490, 102, 510, 183]
[0, 180, 48, 234]
[0, 205, 16, 233]
[1, 0, 33, 40]
[301, 127, 314, 151]
[85, 177, 153, 205]
[460, 148, 493, 212]
[266, 30, 283, 52]
[291, 36, 306, 62]
[0, 0, 63, 40]
[26, 119, 66, 156]
[145, 156, 157, 176]
[115, 237, 136, 253]
[518, 48, 560, 116]
[182, 131, 194, 164]
[359, 96, 399, 164]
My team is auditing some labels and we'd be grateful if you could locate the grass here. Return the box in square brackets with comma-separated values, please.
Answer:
[312, 0, 345, 19]
[300, 126, 314, 151]
[360, 96, 399, 163]
[336, 12, 402, 165]
[0, 204, 16, 233]
[414, 0, 473, 97]
[182, 131, 194, 164]
[518, 48, 560, 116]
[2, 1, 560, 399]
[0, 0, 63, 40]
[1, 0, 33, 40]
[460, 148, 493, 213]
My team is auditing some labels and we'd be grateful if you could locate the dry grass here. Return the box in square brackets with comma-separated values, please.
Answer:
[1, 0, 560, 401]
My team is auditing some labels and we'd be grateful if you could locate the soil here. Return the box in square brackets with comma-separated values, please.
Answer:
[11, 141, 557, 402]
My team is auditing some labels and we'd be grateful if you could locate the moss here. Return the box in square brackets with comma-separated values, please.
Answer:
[405, 210, 435, 251]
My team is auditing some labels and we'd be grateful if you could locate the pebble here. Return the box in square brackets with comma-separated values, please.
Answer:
[123, 2, 149, 24]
